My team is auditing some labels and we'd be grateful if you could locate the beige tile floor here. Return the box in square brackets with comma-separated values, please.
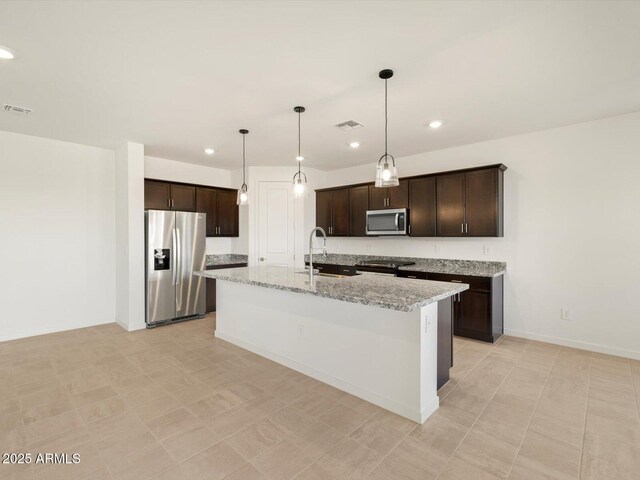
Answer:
[1, 314, 639, 480]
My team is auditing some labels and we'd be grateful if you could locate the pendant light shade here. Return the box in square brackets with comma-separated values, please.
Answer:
[375, 155, 399, 187]
[237, 129, 249, 205]
[292, 106, 309, 197]
[374, 69, 399, 187]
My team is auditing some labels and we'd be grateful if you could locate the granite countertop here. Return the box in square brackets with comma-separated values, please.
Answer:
[206, 254, 248, 267]
[304, 254, 506, 278]
[195, 266, 468, 312]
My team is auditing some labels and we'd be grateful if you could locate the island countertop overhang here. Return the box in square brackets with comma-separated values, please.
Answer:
[195, 266, 468, 312]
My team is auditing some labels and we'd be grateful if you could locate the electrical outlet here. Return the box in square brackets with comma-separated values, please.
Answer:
[434, 244, 442, 255]
[297, 324, 304, 337]
[560, 308, 572, 321]
[483, 245, 492, 256]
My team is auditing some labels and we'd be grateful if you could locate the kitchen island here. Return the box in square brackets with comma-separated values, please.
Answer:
[195, 266, 467, 423]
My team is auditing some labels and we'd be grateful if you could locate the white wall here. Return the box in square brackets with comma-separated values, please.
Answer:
[320, 112, 640, 360]
[144, 155, 244, 255]
[115, 142, 145, 331]
[0, 131, 116, 341]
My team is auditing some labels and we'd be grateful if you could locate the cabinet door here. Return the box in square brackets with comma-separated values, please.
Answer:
[216, 189, 239, 236]
[144, 180, 171, 210]
[368, 185, 388, 210]
[196, 187, 218, 237]
[465, 168, 498, 237]
[331, 188, 350, 236]
[316, 190, 333, 235]
[349, 185, 369, 236]
[171, 184, 196, 211]
[454, 290, 492, 341]
[408, 177, 436, 236]
[387, 179, 408, 209]
[436, 172, 465, 236]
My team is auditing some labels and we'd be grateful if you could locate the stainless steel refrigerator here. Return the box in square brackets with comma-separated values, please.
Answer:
[145, 210, 206, 327]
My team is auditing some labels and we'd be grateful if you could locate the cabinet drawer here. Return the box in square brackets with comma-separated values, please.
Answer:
[396, 270, 428, 280]
[307, 263, 339, 274]
[337, 265, 358, 276]
[427, 273, 491, 292]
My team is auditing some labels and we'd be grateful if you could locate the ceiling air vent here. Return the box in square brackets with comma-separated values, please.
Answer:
[2, 104, 33, 116]
[335, 120, 364, 132]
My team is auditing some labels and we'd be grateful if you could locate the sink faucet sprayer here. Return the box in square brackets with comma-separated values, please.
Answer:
[308, 227, 328, 282]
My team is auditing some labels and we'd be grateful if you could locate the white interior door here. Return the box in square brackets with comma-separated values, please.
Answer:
[257, 181, 295, 266]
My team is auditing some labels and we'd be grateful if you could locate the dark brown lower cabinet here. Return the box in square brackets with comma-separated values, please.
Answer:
[205, 263, 247, 313]
[437, 296, 453, 389]
[429, 272, 504, 343]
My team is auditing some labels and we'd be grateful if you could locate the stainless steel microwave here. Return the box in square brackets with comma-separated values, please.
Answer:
[366, 209, 408, 236]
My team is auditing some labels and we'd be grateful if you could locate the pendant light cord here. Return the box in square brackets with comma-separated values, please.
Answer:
[242, 133, 246, 185]
[384, 77, 388, 157]
[298, 110, 302, 176]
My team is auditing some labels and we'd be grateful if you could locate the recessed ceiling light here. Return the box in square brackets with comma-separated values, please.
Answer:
[429, 120, 443, 129]
[349, 142, 360, 149]
[0, 46, 15, 59]
[204, 148, 214, 155]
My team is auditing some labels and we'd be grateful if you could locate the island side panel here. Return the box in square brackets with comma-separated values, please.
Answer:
[215, 280, 438, 423]
[419, 302, 441, 422]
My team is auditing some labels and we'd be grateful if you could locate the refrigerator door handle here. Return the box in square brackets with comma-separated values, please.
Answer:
[171, 228, 177, 286]
[176, 228, 181, 285]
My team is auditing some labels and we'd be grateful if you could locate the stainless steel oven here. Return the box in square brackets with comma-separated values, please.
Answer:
[366, 208, 408, 236]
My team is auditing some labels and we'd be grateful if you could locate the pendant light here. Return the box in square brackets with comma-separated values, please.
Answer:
[292, 106, 308, 197]
[375, 69, 399, 187]
[236, 129, 249, 205]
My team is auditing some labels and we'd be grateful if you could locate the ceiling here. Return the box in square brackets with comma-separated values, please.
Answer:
[1, 1, 639, 171]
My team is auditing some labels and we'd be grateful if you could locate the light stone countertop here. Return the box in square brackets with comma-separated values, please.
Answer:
[206, 254, 249, 267]
[195, 266, 468, 312]
[303, 254, 506, 278]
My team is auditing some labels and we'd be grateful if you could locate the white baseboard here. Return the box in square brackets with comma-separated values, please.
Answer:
[505, 329, 640, 361]
[216, 330, 430, 423]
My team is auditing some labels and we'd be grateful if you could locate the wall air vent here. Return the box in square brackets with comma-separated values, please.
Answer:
[2, 104, 33, 116]
[335, 120, 364, 131]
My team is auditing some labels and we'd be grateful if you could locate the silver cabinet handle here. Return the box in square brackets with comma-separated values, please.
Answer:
[407, 275, 417, 279]
[451, 279, 462, 283]
[461, 223, 464, 234]
[167, 198, 171, 209]
[408, 224, 411, 235]
[465, 222, 468, 234]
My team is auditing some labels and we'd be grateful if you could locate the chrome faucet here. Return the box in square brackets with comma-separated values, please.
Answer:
[308, 227, 328, 282]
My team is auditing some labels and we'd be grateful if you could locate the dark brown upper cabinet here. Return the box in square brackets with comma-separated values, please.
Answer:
[315, 187, 349, 236]
[368, 180, 408, 210]
[436, 172, 466, 236]
[436, 165, 505, 237]
[408, 176, 436, 236]
[144, 179, 239, 237]
[465, 168, 503, 237]
[316, 164, 505, 238]
[144, 180, 172, 210]
[195, 187, 239, 237]
[144, 179, 195, 211]
[170, 184, 196, 211]
[348, 185, 369, 237]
